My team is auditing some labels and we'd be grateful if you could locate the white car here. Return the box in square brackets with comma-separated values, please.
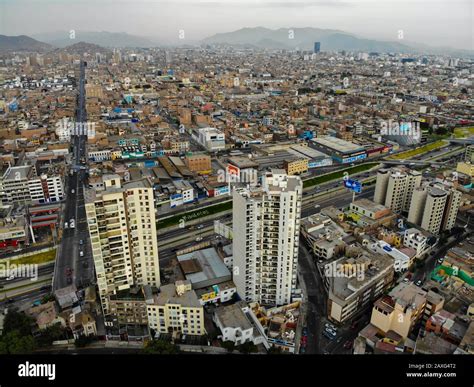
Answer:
[64, 222, 69, 229]
[79, 251, 84, 257]
[195, 236, 203, 242]
[69, 219, 75, 229]
[6, 274, 15, 281]
[71, 189, 75, 194]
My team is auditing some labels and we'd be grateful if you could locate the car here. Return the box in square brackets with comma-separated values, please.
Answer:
[343, 340, 353, 349]
[437, 257, 444, 264]
[325, 327, 337, 336]
[6, 274, 15, 281]
[322, 331, 336, 341]
[71, 189, 75, 194]
[69, 219, 75, 229]
[79, 240, 84, 245]
[197, 224, 204, 229]
[302, 327, 308, 336]
[403, 278, 410, 283]
[64, 222, 68, 229]
[325, 322, 337, 332]
[195, 236, 203, 242]
[314, 204, 320, 209]
[79, 251, 84, 257]
[415, 279, 423, 287]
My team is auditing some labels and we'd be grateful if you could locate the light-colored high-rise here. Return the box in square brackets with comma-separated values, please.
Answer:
[374, 167, 421, 213]
[232, 169, 302, 307]
[85, 175, 160, 314]
[408, 183, 461, 235]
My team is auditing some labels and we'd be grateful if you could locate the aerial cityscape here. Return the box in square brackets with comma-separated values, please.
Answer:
[0, 0, 472, 385]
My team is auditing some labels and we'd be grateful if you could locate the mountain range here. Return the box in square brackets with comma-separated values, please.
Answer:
[0, 28, 472, 57]
[0, 34, 52, 52]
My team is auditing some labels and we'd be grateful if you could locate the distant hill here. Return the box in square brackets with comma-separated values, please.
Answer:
[202, 27, 415, 53]
[0, 34, 52, 52]
[33, 31, 158, 48]
[56, 41, 111, 55]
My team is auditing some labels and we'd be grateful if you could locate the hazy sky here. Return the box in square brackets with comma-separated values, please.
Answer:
[0, 0, 472, 50]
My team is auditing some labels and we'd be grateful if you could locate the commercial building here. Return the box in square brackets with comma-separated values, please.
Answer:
[232, 169, 302, 306]
[177, 246, 237, 305]
[196, 127, 226, 152]
[185, 153, 211, 174]
[311, 136, 367, 164]
[283, 158, 308, 175]
[85, 175, 160, 314]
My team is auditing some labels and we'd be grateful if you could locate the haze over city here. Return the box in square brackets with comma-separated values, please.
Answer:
[0, 0, 472, 50]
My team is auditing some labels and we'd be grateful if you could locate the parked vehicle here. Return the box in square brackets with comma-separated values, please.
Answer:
[415, 279, 423, 287]
[323, 330, 336, 341]
[344, 340, 353, 349]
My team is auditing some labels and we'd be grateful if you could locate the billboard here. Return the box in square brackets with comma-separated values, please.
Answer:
[343, 179, 362, 193]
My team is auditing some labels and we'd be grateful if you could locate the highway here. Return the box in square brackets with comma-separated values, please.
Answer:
[53, 61, 94, 291]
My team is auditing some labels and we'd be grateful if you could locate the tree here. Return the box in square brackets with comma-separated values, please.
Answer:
[268, 345, 282, 354]
[221, 340, 235, 353]
[3, 311, 35, 336]
[238, 341, 258, 354]
[36, 323, 67, 347]
[75, 335, 95, 348]
[0, 331, 36, 354]
[143, 339, 179, 354]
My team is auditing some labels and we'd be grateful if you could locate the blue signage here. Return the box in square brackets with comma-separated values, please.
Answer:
[343, 179, 362, 193]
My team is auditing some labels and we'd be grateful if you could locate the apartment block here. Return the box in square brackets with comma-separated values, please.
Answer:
[85, 175, 160, 314]
[326, 253, 394, 324]
[232, 169, 302, 307]
[374, 167, 421, 213]
[146, 281, 205, 337]
[408, 183, 461, 235]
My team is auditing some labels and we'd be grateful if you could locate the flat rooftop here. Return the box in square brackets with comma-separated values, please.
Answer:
[177, 247, 232, 289]
[312, 136, 365, 154]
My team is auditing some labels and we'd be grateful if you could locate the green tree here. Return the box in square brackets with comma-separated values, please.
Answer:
[221, 340, 235, 353]
[238, 341, 258, 354]
[144, 339, 179, 354]
[268, 345, 282, 354]
[0, 331, 36, 354]
[37, 323, 67, 347]
[3, 310, 35, 336]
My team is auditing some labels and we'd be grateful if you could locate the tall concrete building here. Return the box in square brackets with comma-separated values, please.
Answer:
[232, 170, 302, 307]
[408, 183, 461, 235]
[374, 167, 421, 213]
[85, 175, 160, 314]
[464, 145, 474, 163]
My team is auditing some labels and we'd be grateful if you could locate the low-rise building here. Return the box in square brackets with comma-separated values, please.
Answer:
[147, 281, 205, 337]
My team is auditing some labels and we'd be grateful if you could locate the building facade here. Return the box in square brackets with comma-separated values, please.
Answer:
[232, 170, 302, 307]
